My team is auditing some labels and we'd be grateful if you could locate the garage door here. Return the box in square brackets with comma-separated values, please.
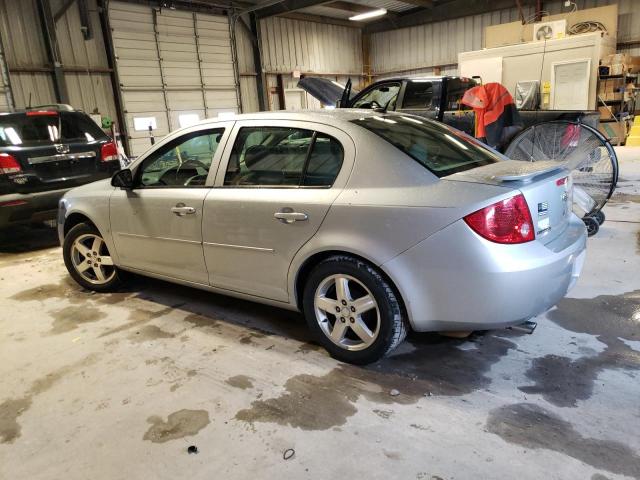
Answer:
[109, 2, 240, 156]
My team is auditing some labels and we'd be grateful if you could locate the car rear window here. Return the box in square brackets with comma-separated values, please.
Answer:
[0, 111, 108, 147]
[351, 114, 502, 177]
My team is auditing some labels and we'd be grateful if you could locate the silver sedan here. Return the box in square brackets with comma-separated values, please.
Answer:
[58, 110, 587, 364]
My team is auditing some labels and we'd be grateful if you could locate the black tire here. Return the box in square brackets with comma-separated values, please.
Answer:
[593, 210, 605, 225]
[63, 222, 124, 292]
[583, 216, 599, 237]
[302, 255, 408, 365]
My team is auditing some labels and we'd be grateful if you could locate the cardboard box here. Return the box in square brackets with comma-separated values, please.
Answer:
[598, 121, 627, 145]
[602, 54, 640, 74]
[602, 92, 624, 102]
[599, 105, 618, 120]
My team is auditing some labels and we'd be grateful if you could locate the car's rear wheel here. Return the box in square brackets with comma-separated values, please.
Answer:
[303, 255, 408, 365]
[63, 222, 123, 292]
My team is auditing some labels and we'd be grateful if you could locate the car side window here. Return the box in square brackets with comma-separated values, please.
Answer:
[224, 127, 312, 186]
[352, 83, 400, 110]
[224, 127, 343, 187]
[137, 129, 224, 188]
[402, 81, 434, 109]
[446, 79, 473, 111]
[302, 133, 343, 187]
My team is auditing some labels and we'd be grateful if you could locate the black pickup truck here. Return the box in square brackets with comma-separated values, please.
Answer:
[298, 76, 599, 151]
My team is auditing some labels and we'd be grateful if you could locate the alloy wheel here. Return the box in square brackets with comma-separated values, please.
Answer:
[70, 233, 116, 285]
[313, 274, 380, 351]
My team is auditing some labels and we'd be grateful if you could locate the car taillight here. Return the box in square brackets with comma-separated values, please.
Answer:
[100, 141, 118, 162]
[464, 193, 534, 244]
[0, 153, 22, 174]
[26, 110, 57, 116]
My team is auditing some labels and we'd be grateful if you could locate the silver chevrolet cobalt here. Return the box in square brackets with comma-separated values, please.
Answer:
[58, 110, 586, 364]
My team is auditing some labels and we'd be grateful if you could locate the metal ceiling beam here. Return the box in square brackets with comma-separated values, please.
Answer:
[253, 0, 333, 19]
[325, 1, 373, 14]
[279, 11, 356, 27]
[364, 0, 533, 33]
[395, 0, 433, 8]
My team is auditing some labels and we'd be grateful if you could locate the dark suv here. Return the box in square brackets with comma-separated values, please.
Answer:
[0, 105, 120, 229]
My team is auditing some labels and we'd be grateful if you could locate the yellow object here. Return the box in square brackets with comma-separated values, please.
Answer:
[626, 123, 640, 146]
[626, 134, 640, 146]
[542, 81, 551, 107]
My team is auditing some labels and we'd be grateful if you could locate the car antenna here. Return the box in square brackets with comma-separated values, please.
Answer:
[28, 92, 32, 108]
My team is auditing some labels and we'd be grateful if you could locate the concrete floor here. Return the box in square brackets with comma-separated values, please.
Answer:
[1, 149, 639, 480]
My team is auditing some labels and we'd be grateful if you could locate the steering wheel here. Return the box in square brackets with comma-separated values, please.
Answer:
[184, 173, 208, 186]
[179, 159, 209, 171]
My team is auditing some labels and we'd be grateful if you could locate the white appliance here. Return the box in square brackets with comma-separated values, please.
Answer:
[532, 20, 567, 41]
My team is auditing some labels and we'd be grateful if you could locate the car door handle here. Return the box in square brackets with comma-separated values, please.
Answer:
[274, 211, 308, 224]
[171, 204, 196, 216]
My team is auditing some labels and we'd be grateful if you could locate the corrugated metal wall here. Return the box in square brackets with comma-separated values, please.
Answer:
[256, 16, 363, 110]
[259, 16, 363, 75]
[234, 18, 259, 113]
[108, 1, 240, 156]
[0, 0, 56, 108]
[53, 0, 116, 121]
[370, 0, 640, 76]
[0, 0, 116, 119]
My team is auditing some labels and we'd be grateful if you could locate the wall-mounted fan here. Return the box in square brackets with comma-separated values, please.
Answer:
[532, 20, 567, 42]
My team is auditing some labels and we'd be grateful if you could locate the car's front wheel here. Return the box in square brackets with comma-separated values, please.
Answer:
[63, 222, 123, 292]
[303, 255, 408, 365]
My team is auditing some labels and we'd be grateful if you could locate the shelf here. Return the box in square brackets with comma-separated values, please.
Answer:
[599, 73, 639, 79]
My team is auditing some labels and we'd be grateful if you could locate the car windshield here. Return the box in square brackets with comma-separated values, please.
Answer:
[0, 111, 107, 147]
[352, 114, 503, 177]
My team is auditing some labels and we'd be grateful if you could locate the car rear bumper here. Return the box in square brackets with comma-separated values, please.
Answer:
[382, 214, 587, 332]
[0, 188, 70, 230]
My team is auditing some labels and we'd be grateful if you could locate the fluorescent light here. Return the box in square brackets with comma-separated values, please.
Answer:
[349, 8, 386, 21]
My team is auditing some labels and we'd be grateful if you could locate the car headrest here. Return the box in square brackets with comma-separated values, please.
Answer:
[244, 145, 269, 169]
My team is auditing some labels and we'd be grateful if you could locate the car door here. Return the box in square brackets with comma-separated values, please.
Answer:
[110, 123, 233, 284]
[202, 119, 354, 302]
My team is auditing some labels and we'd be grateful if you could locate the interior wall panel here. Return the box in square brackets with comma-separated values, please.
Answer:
[0, 0, 116, 120]
[259, 16, 362, 75]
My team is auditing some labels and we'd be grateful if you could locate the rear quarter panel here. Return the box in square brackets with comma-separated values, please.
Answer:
[288, 128, 514, 306]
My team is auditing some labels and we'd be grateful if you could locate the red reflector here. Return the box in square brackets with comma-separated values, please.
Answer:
[0, 153, 22, 174]
[0, 199, 28, 207]
[26, 110, 58, 116]
[100, 141, 118, 162]
[556, 176, 568, 186]
[464, 194, 535, 244]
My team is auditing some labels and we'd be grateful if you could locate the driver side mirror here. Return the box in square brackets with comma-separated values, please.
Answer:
[111, 169, 133, 189]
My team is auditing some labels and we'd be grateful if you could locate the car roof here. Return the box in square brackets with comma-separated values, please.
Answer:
[190, 108, 407, 129]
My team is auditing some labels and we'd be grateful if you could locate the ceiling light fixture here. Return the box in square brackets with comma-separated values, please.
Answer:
[349, 8, 386, 21]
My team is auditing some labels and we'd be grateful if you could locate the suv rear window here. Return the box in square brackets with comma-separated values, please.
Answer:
[352, 114, 501, 177]
[0, 111, 108, 147]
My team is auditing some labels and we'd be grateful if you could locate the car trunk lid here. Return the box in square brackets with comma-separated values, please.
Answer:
[446, 160, 573, 245]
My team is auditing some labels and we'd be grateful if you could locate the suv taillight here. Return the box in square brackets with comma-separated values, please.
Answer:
[0, 153, 21, 174]
[100, 141, 118, 162]
[464, 193, 534, 244]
